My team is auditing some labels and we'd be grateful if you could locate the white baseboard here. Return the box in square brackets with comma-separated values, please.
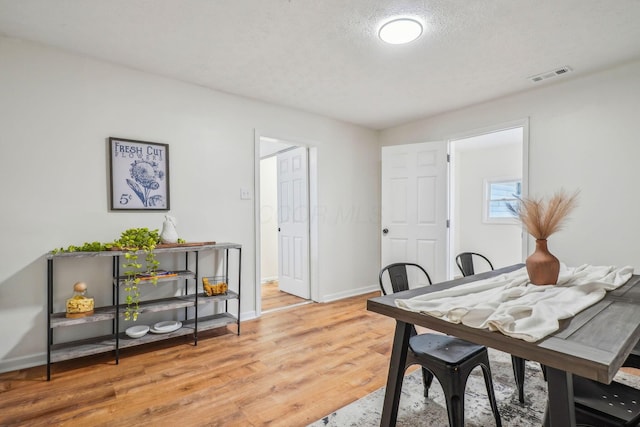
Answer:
[319, 284, 380, 303]
[0, 352, 46, 374]
[240, 310, 257, 321]
[261, 276, 278, 284]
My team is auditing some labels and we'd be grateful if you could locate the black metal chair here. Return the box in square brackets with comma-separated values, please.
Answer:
[541, 374, 640, 427]
[574, 376, 640, 427]
[379, 262, 502, 427]
[570, 339, 640, 426]
[537, 341, 640, 426]
[455, 252, 494, 277]
[455, 252, 529, 404]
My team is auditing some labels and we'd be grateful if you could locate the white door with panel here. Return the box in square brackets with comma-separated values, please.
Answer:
[381, 142, 448, 283]
[277, 146, 310, 299]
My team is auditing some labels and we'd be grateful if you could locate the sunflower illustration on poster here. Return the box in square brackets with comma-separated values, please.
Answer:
[108, 137, 170, 211]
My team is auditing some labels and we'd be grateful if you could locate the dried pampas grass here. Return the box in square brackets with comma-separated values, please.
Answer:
[510, 189, 580, 240]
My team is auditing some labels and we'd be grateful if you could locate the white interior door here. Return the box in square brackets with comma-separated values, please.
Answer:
[277, 146, 310, 299]
[381, 141, 448, 283]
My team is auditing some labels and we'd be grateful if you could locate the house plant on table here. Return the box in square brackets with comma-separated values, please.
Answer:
[509, 189, 579, 285]
[115, 228, 161, 321]
[51, 227, 171, 321]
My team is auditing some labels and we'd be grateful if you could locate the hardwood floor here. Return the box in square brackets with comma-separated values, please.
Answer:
[261, 281, 308, 312]
[0, 291, 394, 427]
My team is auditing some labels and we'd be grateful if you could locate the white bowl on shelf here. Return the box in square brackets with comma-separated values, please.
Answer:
[125, 325, 150, 338]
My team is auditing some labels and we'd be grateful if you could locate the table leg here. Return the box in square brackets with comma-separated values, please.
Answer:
[380, 320, 412, 427]
[545, 366, 576, 427]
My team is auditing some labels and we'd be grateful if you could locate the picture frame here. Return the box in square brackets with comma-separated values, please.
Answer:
[108, 137, 170, 211]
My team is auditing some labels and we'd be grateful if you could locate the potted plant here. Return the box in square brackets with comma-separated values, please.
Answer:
[51, 227, 163, 321]
[509, 189, 579, 285]
[115, 228, 161, 321]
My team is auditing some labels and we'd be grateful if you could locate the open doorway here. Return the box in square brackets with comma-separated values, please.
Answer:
[257, 136, 312, 314]
[449, 123, 528, 277]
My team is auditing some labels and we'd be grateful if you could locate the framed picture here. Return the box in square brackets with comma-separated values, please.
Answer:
[108, 137, 170, 211]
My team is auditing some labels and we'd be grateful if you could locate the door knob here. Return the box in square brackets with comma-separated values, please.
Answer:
[382, 228, 389, 235]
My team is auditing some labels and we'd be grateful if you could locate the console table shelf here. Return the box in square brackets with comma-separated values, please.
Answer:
[46, 242, 241, 380]
[51, 334, 117, 363]
[183, 313, 238, 331]
[50, 307, 116, 328]
[113, 270, 195, 285]
[117, 327, 194, 348]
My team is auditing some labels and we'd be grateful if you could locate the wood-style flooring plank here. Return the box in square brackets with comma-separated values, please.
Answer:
[0, 291, 394, 427]
[261, 281, 308, 312]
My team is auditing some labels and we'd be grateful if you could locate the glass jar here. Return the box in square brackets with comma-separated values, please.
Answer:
[65, 281, 95, 318]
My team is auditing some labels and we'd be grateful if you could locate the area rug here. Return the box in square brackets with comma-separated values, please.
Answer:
[309, 349, 640, 426]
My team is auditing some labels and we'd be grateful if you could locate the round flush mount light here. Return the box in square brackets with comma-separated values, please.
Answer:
[378, 18, 423, 44]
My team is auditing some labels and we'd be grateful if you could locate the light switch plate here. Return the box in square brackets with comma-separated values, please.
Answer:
[240, 188, 251, 200]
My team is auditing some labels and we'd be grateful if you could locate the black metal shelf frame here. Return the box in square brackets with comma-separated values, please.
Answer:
[46, 243, 241, 380]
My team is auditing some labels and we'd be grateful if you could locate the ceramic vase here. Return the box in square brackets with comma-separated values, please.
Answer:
[526, 239, 560, 285]
[160, 215, 178, 244]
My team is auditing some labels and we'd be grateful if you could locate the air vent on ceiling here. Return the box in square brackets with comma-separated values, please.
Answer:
[528, 66, 573, 83]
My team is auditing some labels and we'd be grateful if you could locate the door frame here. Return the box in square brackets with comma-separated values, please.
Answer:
[446, 118, 530, 276]
[253, 130, 319, 316]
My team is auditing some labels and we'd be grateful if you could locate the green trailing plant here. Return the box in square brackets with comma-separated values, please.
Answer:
[51, 227, 167, 321]
[51, 241, 110, 254]
[114, 228, 161, 321]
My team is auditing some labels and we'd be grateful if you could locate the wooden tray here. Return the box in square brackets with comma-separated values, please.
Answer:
[66, 310, 94, 318]
[109, 241, 216, 250]
[156, 241, 216, 248]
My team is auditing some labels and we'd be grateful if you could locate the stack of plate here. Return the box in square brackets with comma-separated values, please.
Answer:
[150, 320, 182, 334]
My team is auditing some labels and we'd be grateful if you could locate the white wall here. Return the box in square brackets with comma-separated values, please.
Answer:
[381, 59, 640, 271]
[259, 156, 278, 281]
[453, 141, 522, 273]
[0, 36, 379, 372]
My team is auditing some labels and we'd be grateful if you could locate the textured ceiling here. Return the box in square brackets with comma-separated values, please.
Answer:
[1, 0, 640, 130]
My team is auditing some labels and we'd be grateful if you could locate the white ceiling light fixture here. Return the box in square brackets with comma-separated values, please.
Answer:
[379, 18, 423, 44]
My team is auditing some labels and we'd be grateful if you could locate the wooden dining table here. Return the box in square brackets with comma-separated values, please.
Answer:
[367, 264, 640, 427]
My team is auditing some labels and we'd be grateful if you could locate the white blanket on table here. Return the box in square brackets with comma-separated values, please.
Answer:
[395, 264, 634, 342]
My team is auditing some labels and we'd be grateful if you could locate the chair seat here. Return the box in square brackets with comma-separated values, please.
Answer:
[407, 333, 502, 426]
[573, 375, 640, 426]
[410, 333, 486, 365]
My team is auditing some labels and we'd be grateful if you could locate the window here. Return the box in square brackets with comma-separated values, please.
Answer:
[484, 178, 521, 223]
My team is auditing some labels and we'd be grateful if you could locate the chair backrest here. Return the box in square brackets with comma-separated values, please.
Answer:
[455, 252, 494, 277]
[379, 262, 432, 296]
